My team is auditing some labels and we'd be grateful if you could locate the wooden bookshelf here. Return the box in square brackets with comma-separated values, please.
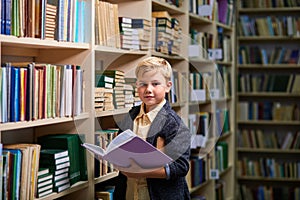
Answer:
[236, 1, 300, 199]
[0, 0, 236, 199]
[188, 0, 236, 199]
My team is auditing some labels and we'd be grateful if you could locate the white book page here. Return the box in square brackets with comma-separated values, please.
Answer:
[82, 143, 105, 157]
[106, 129, 136, 153]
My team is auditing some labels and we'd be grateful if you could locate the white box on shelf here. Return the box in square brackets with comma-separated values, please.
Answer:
[190, 89, 206, 101]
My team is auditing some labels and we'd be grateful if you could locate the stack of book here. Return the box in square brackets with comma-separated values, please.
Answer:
[124, 84, 135, 108]
[39, 149, 71, 193]
[119, 17, 140, 50]
[38, 134, 88, 187]
[95, 87, 115, 113]
[36, 168, 53, 198]
[96, 73, 114, 89]
[131, 18, 151, 51]
[169, 18, 182, 55]
[152, 11, 182, 55]
[124, 77, 141, 106]
[101, 70, 126, 109]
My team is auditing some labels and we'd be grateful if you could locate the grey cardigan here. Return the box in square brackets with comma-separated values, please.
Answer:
[113, 101, 191, 200]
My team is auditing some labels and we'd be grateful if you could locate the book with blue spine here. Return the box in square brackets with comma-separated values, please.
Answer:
[10, 67, 20, 122]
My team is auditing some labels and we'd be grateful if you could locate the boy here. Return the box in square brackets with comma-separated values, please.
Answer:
[113, 56, 191, 200]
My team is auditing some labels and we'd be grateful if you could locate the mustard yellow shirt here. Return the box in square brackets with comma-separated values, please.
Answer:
[126, 99, 166, 200]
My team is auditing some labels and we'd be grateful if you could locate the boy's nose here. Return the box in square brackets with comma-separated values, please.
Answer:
[145, 84, 153, 92]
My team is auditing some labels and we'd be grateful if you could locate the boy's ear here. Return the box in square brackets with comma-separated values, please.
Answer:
[165, 81, 172, 92]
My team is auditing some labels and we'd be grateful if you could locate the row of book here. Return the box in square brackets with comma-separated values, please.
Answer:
[189, 112, 211, 148]
[189, 71, 213, 102]
[238, 73, 300, 93]
[237, 157, 300, 178]
[152, 11, 182, 55]
[238, 46, 300, 65]
[95, 1, 151, 51]
[238, 102, 300, 121]
[0, 143, 40, 200]
[0, 62, 83, 123]
[238, 15, 300, 37]
[190, 109, 229, 149]
[239, 185, 300, 200]
[239, 0, 300, 8]
[216, 27, 233, 62]
[190, 0, 234, 26]
[1, 0, 86, 42]
[94, 129, 118, 178]
[0, 133, 87, 199]
[238, 129, 300, 149]
[189, 29, 214, 60]
[189, 155, 207, 187]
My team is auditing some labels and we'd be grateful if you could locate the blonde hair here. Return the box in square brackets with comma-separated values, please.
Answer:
[135, 56, 172, 81]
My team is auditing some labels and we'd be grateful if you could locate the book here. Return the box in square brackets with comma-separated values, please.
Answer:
[82, 129, 173, 173]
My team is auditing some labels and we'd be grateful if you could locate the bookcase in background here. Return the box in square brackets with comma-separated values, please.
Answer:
[188, 0, 235, 199]
[236, 0, 300, 199]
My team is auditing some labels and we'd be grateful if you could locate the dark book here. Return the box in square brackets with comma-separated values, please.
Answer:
[38, 134, 82, 185]
[40, 149, 69, 160]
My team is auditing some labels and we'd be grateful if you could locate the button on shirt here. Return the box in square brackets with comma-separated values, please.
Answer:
[126, 99, 166, 200]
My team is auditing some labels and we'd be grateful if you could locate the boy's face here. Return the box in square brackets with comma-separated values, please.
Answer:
[136, 70, 171, 112]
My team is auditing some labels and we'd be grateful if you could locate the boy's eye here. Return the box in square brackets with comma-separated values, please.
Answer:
[152, 82, 160, 86]
[138, 83, 147, 87]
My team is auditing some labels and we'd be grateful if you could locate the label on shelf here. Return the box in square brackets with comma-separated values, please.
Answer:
[198, 5, 213, 17]
[210, 169, 219, 180]
[191, 89, 206, 101]
[208, 48, 222, 60]
[210, 89, 220, 99]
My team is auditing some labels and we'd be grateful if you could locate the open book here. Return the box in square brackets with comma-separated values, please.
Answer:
[82, 129, 173, 172]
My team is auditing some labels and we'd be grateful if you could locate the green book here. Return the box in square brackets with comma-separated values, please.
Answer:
[39, 155, 70, 166]
[78, 134, 88, 181]
[38, 134, 81, 185]
[217, 142, 228, 170]
[40, 149, 69, 160]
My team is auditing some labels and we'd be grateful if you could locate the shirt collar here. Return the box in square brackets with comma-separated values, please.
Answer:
[136, 99, 166, 122]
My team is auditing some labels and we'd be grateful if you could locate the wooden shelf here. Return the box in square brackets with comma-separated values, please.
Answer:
[152, 0, 186, 15]
[189, 13, 213, 25]
[189, 179, 212, 194]
[151, 51, 186, 61]
[35, 181, 89, 200]
[95, 108, 131, 118]
[94, 171, 119, 185]
[237, 148, 300, 154]
[238, 7, 300, 14]
[0, 35, 89, 49]
[237, 176, 300, 183]
[238, 36, 300, 42]
[237, 120, 300, 126]
[0, 113, 90, 131]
